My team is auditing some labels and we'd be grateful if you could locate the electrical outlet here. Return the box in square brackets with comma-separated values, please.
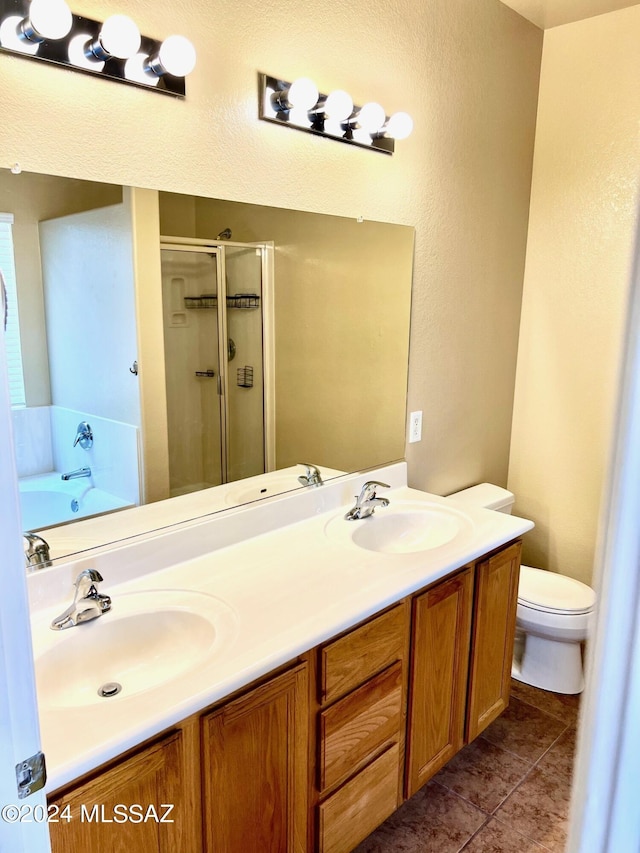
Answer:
[409, 410, 422, 443]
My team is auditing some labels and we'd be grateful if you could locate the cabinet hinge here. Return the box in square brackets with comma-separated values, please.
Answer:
[15, 751, 47, 799]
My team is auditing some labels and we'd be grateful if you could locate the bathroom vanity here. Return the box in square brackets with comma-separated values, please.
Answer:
[26, 464, 532, 853]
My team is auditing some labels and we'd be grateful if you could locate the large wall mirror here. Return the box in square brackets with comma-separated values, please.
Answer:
[0, 168, 414, 562]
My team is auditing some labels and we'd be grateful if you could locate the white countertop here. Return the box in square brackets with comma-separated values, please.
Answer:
[26, 463, 534, 793]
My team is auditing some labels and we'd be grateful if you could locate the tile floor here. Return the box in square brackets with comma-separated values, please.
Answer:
[355, 680, 581, 853]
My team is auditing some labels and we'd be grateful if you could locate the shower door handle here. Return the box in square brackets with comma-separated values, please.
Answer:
[217, 374, 223, 396]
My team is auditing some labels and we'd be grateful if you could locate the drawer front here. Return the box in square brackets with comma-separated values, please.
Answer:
[319, 662, 403, 793]
[320, 604, 406, 704]
[318, 743, 400, 853]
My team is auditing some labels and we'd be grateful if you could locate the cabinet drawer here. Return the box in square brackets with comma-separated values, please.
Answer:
[318, 743, 400, 853]
[319, 662, 402, 793]
[320, 604, 406, 704]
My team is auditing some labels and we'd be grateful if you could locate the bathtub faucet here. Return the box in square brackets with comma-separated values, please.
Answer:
[61, 467, 92, 481]
[23, 533, 52, 570]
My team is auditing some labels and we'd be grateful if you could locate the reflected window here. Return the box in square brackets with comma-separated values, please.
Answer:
[0, 213, 26, 408]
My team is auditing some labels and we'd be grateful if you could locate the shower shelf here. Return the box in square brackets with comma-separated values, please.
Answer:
[227, 294, 260, 309]
[184, 295, 218, 309]
[184, 293, 260, 310]
[237, 366, 254, 388]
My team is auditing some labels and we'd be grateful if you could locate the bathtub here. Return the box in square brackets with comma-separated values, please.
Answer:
[19, 472, 134, 531]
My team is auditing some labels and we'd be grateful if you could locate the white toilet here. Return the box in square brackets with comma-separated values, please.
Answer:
[448, 483, 596, 694]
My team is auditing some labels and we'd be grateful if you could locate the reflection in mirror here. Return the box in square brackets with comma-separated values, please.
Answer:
[159, 241, 270, 494]
[0, 168, 414, 563]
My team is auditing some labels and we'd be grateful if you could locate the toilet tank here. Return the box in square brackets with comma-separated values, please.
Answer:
[447, 483, 515, 514]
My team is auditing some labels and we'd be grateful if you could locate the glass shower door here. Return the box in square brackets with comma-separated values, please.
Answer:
[160, 248, 225, 497]
[224, 245, 265, 482]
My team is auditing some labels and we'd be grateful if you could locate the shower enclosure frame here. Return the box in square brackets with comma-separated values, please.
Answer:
[159, 236, 276, 484]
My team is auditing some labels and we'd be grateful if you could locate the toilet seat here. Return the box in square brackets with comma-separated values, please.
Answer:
[518, 565, 595, 615]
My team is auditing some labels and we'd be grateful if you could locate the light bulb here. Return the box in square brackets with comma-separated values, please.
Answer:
[68, 33, 105, 69]
[98, 15, 141, 59]
[287, 77, 319, 111]
[356, 102, 386, 134]
[0, 16, 39, 53]
[385, 111, 413, 140]
[27, 0, 72, 40]
[124, 52, 159, 86]
[324, 89, 353, 122]
[156, 35, 196, 76]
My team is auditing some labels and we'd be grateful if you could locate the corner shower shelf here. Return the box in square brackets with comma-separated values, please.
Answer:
[184, 293, 260, 310]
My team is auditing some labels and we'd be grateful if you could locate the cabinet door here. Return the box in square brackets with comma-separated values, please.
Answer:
[49, 731, 195, 853]
[405, 568, 473, 797]
[202, 663, 308, 853]
[466, 541, 521, 742]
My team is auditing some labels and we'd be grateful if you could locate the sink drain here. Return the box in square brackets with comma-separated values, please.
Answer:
[98, 681, 122, 698]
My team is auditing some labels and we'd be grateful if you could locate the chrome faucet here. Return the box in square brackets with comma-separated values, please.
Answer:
[297, 463, 323, 487]
[50, 569, 111, 631]
[61, 466, 91, 481]
[345, 481, 391, 520]
[23, 533, 52, 570]
[73, 421, 93, 450]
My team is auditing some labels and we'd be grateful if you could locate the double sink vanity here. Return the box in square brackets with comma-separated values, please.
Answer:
[26, 462, 533, 852]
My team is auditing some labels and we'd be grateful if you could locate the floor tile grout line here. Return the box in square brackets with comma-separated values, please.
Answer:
[510, 691, 580, 725]
[456, 812, 493, 852]
[530, 722, 575, 771]
[478, 725, 569, 769]
[490, 813, 556, 851]
[431, 779, 495, 818]
[489, 758, 543, 816]
[457, 809, 555, 852]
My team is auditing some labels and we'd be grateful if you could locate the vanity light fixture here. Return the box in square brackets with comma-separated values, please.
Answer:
[259, 73, 413, 154]
[0, 0, 196, 97]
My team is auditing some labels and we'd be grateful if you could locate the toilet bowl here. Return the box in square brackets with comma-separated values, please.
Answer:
[447, 483, 596, 694]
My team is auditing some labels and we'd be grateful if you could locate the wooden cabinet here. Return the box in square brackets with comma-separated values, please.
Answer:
[49, 728, 200, 853]
[466, 541, 521, 741]
[314, 604, 410, 853]
[405, 567, 474, 798]
[47, 539, 522, 853]
[201, 662, 309, 853]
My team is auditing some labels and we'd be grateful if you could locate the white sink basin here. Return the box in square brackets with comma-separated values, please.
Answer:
[35, 589, 238, 708]
[325, 501, 475, 554]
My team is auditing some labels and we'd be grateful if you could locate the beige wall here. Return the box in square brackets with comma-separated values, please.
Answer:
[508, 5, 640, 584]
[0, 172, 121, 406]
[0, 0, 543, 499]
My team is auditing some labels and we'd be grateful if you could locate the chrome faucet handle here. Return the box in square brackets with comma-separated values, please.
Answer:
[357, 480, 390, 505]
[73, 569, 105, 601]
[73, 421, 93, 449]
[74, 569, 111, 614]
[23, 533, 52, 570]
[297, 463, 323, 487]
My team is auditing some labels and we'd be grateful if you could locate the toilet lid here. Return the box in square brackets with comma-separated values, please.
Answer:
[519, 565, 596, 614]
